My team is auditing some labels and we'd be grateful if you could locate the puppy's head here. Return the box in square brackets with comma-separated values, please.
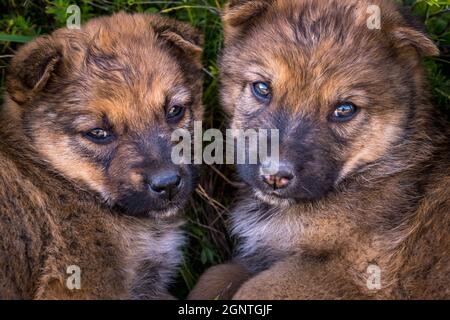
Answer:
[221, 0, 438, 205]
[6, 13, 203, 218]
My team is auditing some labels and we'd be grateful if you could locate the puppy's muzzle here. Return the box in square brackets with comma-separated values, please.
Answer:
[146, 169, 182, 201]
[260, 162, 295, 190]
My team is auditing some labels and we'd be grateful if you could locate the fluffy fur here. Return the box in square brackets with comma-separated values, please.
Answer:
[190, 0, 449, 300]
[0, 12, 203, 299]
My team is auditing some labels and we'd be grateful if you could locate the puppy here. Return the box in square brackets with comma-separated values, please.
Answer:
[0, 12, 203, 299]
[190, 0, 449, 299]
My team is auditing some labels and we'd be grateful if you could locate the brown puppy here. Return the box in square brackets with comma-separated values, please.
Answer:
[0, 13, 203, 299]
[189, 0, 450, 299]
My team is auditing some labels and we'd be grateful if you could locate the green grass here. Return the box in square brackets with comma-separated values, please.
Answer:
[0, 0, 448, 298]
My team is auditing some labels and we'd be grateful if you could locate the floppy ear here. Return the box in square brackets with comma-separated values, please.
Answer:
[155, 19, 204, 60]
[391, 26, 439, 57]
[222, 0, 272, 43]
[6, 36, 61, 105]
[160, 29, 203, 57]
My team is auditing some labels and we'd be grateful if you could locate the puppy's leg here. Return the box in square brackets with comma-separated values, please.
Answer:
[233, 255, 370, 300]
[188, 262, 251, 300]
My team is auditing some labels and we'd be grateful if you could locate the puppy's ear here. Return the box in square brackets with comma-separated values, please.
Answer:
[6, 36, 62, 104]
[155, 19, 203, 60]
[160, 29, 203, 57]
[6, 36, 62, 105]
[391, 26, 439, 57]
[222, 0, 272, 42]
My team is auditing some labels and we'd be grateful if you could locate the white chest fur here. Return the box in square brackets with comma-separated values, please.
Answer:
[119, 219, 186, 299]
[231, 200, 304, 272]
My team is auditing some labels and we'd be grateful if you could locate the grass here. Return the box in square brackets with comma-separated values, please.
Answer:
[0, 0, 448, 298]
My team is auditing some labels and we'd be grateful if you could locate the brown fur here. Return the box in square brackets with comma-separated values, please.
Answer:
[188, 263, 251, 300]
[0, 13, 203, 299]
[190, 0, 450, 300]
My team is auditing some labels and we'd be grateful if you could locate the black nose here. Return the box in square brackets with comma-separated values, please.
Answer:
[261, 166, 294, 190]
[149, 170, 181, 198]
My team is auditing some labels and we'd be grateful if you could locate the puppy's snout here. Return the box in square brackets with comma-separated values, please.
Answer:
[148, 170, 181, 199]
[261, 165, 294, 190]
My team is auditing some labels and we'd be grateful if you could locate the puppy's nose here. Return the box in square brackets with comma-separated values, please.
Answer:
[262, 169, 294, 190]
[149, 170, 181, 198]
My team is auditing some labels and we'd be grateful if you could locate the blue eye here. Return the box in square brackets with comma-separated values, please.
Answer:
[166, 104, 185, 123]
[331, 103, 358, 122]
[85, 128, 114, 144]
[251, 82, 271, 102]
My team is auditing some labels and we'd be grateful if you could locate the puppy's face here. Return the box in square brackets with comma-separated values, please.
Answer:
[7, 13, 204, 217]
[221, 0, 438, 205]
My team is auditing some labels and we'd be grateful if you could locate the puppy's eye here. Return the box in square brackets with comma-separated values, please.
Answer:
[251, 82, 271, 102]
[166, 105, 185, 123]
[330, 103, 358, 122]
[85, 128, 114, 144]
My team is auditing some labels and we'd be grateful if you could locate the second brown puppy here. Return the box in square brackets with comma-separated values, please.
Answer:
[190, 0, 450, 300]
